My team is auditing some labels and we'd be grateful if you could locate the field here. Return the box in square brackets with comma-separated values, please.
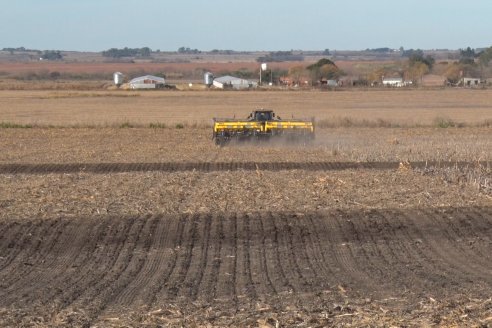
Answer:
[0, 89, 491, 327]
[1, 89, 492, 127]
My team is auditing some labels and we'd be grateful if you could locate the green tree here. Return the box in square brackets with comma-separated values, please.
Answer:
[479, 47, 492, 66]
[41, 50, 63, 60]
[478, 46, 492, 79]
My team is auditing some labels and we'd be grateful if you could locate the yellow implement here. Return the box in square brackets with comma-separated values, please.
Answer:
[213, 109, 314, 145]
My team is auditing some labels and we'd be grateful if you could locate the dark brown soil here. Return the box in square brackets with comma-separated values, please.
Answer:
[1, 208, 491, 327]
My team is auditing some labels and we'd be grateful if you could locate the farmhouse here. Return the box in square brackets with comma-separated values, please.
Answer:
[212, 75, 257, 89]
[129, 75, 166, 89]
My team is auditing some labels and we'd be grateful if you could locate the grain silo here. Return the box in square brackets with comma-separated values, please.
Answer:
[113, 72, 124, 86]
[204, 72, 214, 86]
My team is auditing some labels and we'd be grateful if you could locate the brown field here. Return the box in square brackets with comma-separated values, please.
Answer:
[0, 60, 379, 76]
[1, 89, 492, 127]
[0, 88, 491, 327]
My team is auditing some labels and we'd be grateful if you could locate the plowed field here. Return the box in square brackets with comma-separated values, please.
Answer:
[1, 208, 491, 327]
[1, 95, 491, 326]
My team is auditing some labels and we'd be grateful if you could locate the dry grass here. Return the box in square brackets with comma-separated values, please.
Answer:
[38, 92, 140, 99]
[417, 162, 492, 195]
[0, 89, 492, 127]
[1, 127, 490, 164]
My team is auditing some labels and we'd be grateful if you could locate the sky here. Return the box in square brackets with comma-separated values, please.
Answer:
[1, 0, 491, 52]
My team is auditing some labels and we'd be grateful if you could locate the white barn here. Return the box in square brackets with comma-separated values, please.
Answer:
[382, 77, 403, 87]
[129, 75, 166, 89]
[212, 75, 257, 90]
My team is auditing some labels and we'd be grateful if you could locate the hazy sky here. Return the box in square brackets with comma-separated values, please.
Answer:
[1, 0, 491, 51]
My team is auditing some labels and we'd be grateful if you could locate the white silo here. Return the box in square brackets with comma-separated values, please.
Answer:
[113, 72, 124, 86]
[204, 72, 214, 86]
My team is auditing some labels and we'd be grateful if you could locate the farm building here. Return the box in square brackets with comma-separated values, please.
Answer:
[320, 79, 339, 87]
[382, 77, 403, 87]
[212, 75, 257, 89]
[421, 74, 446, 87]
[279, 76, 310, 86]
[462, 77, 484, 87]
[129, 75, 166, 89]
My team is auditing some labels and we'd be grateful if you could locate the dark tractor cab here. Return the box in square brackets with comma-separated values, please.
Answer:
[248, 109, 280, 122]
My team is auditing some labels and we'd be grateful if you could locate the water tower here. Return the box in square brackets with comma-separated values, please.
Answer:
[113, 72, 124, 87]
[260, 63, 267, 85]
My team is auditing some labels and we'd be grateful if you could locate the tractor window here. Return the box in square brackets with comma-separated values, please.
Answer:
[255, 111, 272, 121]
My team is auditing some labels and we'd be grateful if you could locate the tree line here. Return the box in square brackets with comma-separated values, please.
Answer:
[102, 47, 152, 58]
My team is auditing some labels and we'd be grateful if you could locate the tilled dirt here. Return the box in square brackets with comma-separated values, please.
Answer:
[0, 208, 491, 327]
[1, 127, 491, 326]
[0, 160, 489, 174]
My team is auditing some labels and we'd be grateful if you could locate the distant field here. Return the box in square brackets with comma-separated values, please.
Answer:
[0, 61, 301, 76]
[0, 60, 387, 79]
[0, 89, 491, 126]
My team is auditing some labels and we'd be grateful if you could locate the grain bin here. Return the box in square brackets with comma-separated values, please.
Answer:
[113, 72, 124, 86]
[204, 72, 214, 86]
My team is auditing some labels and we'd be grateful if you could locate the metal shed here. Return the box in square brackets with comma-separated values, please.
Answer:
[212, 75, 257, 90]
[382, 77, 403, 87]
[129, 75, 166, 89]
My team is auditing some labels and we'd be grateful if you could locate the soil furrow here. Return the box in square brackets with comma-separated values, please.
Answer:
[0, 221, 33, 272]
[330, 210, 379, 295]
[162, 213, 197, 299]
[345, 211, 397, 290]
[148, 214, 186, 307]
[404, 209, 483, 291]
[265, 211, 294, 294]
[0, 218, 61, 289]
[55, 216, 138, 314]
[104, 214, 160, 308]
[377, 209, 441, 295]
[422, 208, 492, 283]
[247, 213, 275, 297]
[186, 213, 212, 300]
[1, 207, 491, 323]
[82, 215, 150, 323]
[1, 161, 489, 174]
[1, 218, 75, 302]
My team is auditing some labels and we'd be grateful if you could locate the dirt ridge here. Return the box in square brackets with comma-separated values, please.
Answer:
[0, 161, 489, 174]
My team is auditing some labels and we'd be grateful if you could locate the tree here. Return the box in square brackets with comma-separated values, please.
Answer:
[408, 53, 435, 70]
[41, 50, 63, 60]
[319, 64, 342, 80]
[256, 51, 304, 63]
[403, 50, 435, 84]
[102, 47, 153, 58]
[444, 64, 462, 84]
[306, 58, 342, 83]
[478, 46, 492, 79]
[479, 47, 492, 66]
[177, 47, 200, 54]
[460, 47, 476, 59]
[288, 65, 308, 85]
[407, 62, 429, 83]
[140, 47, 151, 57]
[402, 48, 424, 58]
